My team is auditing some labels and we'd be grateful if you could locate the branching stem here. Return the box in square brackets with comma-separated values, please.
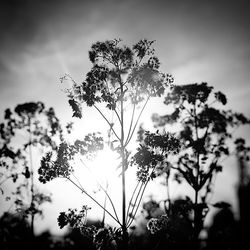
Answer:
[125, 96, 150, 147]
[126, 181, 140, 221]
[126, 167, 156, 228]
[94, 105, 120, 141]
[124, 103, 136, 145]
[126, 181, 144, 227]
[79, 159, 120, 224]
[66, 177, 122, 226]
[28, 117, 35, 238]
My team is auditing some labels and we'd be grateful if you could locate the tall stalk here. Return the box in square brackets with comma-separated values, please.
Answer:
[193, 100, 201, 248]
[120, 78, 129, 249]
[50, 39, 171, 250]
[28, 117, 35, 238]
[101, 181, 109, 227]
[165, 173, 171, 215]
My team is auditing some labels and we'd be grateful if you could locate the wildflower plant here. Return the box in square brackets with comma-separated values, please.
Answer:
[151, 83, 250, 239]
[38, 39, 177, 249]
[0, 102, 63, 235]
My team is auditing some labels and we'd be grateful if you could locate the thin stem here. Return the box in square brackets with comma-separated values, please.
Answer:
[126, 181, 140, 221]
[207, 99, 217, 107]
[66, 177, 122, 226]
[116, 67, 129, 250]
[125, 96, 150, 147]
[180, 103, 195, 119]
[79, 159, 120, 224]
[124, 103, 136, 145]
[193, 103, 199, 141]
[202, 160, 218, 202]
[120, 79, 127, 235]
[127, 176, 151, 228]
[193, 101, 200, 194]
[193, 101, 201, 241]
[28, 117, 35, 238]
[166, 173, 171, 214]
[71, 172, 84, 191]
[102, 181, 109, 227]
[126, 167, 156, 228]
[126, 181, 144, 226]
[94, 105, 120, 142]
[61, 73, 78, 86]
[114, 109, 122, 126]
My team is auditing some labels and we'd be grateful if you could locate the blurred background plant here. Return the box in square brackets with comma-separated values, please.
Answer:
[0, 102, 65, 237]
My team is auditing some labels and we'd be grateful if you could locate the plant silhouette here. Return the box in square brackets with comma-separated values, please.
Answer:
[145, 83, 250, 248]
[38, 39, 177, 249]
[0, 102, 63, 237]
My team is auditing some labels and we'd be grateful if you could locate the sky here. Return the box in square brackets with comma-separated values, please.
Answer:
[0, 0, 250, 235]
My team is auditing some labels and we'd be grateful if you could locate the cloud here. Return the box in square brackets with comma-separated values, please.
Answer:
[1, 0, 249, 60]
[1, 0, 249, 105]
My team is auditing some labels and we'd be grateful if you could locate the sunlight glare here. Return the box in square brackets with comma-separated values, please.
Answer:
[88, 147, 120, 186]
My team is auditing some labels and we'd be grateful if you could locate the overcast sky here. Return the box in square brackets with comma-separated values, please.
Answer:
[0, 0, 250, 234]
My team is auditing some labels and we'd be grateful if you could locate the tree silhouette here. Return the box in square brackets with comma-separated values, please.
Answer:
[0, 101, 63, 237]
[38, 39, 176, 249]
[148, 83, 250, 247]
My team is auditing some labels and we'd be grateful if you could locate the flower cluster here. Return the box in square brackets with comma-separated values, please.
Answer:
[57, 205, 91, 229]
[73, 132, 104, 157]
[147, 214, 169, 234]
[58, 212, 120, 250]
[164, 82, 213, 106]
[79, 226, 123, 250]
[62, 39, 174, 119]
[38, 133, 104, 183]
[235, 138, 250, 162]
[38, 143, 73, 183]
[14, 101, 44, 117]
[132, 145, 163, 182]
[132, 130, 180, 182]
[93, 227, 118, 250]
[143, 131, 180, 154]
[128, 63, 170, 103]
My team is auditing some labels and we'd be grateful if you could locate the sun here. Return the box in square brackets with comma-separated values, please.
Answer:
[87, 147, 120, 185]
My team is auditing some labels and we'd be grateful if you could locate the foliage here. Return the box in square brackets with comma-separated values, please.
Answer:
[131, 130, 180, 183]
[142, 197, 195, 250]
[62, 39, 173, 118]
[235, 138, 250, 162]
[38, 133, 103, 184]
[0, 101, 63, 234]
[39, 39, 175, 249]
[57, 205, 91, 229]
[150, 82, 250, 240]
[57, 206, 123, 250]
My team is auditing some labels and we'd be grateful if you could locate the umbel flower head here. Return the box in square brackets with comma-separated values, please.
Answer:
[131, 130, 180, 183]
[61, 39, 174, 119]
[147, 214, 169, 234]
[57, 205, 91, 229]
[38, 133, 103, 183]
